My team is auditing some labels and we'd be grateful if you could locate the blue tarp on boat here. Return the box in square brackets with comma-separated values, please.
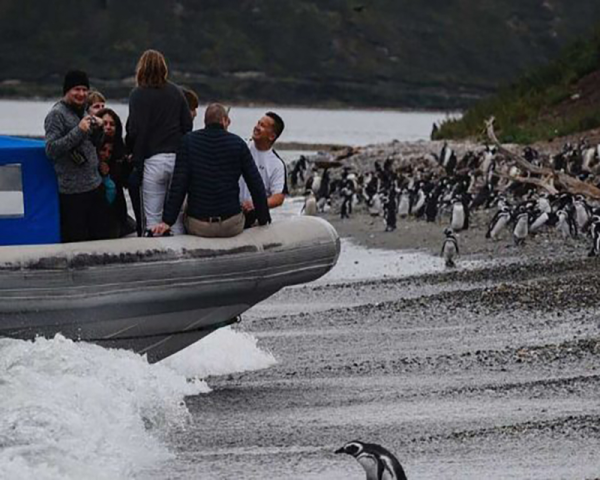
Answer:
[0, 136, 60, 245]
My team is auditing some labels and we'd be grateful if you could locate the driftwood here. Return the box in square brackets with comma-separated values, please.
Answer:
[485, 117, 600, 200]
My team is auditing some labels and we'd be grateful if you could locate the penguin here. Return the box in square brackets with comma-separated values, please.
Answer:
[529, 211, 551, 234]
[450, 198, 466, 231]
[588, 216, 600, 257]
[301, 190, 317, 216]
[513, 209, 529, 246]
[486, 206, 511, 239]
[383, 189, 398, 232]
[441, 228, 459, 268]
[573, 195, 591, 232]
[556, 209, 577, 239]
[398, 189, 411, 218]
[369, 193, 382, 217]
[335, 440, 408, 480]
[411, 188, 426, 218]
[424, 191, 438, 222]
[311, 171, 322, 196]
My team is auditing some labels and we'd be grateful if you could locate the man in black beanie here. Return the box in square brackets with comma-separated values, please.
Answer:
[44, 70, 111, 242]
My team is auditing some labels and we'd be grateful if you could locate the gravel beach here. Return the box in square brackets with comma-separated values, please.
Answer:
[166, 196, 600, 479]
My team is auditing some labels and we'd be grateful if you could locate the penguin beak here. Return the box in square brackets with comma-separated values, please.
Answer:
[334, 447, 346, 454]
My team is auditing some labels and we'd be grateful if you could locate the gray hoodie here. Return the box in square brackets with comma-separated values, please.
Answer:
[44, 100, 103, 194]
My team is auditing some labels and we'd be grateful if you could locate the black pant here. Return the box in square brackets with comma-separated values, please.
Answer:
[59, 186, 111, 243]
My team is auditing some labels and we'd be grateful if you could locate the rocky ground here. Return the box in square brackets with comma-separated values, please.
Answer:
[167, 204, 600, 479]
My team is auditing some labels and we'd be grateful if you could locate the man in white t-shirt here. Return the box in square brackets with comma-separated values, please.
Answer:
[239, 112, 288, 227]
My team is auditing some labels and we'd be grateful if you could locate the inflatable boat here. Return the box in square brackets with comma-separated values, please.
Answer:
[0, 136, 340, 362]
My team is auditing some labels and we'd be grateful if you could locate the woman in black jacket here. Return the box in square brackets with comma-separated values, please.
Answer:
[125, 49, 193, 235]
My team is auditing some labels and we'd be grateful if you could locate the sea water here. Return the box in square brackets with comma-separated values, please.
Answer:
[0, 99, 455, 146]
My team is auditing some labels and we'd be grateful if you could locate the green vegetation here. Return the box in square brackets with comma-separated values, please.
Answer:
[434, 23, 600, 143]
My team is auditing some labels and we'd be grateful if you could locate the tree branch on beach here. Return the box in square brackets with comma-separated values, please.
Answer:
[485, 117, 600, 200]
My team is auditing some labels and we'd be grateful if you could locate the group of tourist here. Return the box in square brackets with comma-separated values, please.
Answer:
[44, 49, 286, 243]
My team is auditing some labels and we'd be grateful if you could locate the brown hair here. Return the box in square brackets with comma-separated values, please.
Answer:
[182, 87, 199, 110]
[87, 90, 106, 105]
[135, 49, 168, 88]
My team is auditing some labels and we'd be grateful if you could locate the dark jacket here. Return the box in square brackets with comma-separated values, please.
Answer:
[125, 81, 193, 175]
[162, 124, 270, 226]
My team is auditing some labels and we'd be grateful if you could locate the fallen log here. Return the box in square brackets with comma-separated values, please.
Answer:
[485, 117, 600, 200]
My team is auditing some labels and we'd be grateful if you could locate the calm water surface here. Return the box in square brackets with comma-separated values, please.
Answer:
[0, 99, 456, 146]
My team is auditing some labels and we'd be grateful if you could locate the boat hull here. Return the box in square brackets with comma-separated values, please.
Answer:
[0, 216, 340, 362]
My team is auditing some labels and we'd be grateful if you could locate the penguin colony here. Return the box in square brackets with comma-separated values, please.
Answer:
[293, 138, 600, 260]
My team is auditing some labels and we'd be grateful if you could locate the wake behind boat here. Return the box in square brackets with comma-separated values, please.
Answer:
[0, 135, 340, 362]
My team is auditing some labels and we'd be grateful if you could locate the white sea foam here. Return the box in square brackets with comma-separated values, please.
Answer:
[163, 326, 277, 380]
[0, 329, 276, 480]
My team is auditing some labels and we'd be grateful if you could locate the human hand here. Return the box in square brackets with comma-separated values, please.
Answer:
[78, 116, 92, 132]
[99, 161, 110, 176]
[151, 222, 171, 236]
[91, 115, 104, 128]
[242, 200, 254, 212]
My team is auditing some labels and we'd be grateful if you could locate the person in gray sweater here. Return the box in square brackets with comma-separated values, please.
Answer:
[44, 70, 110, 243]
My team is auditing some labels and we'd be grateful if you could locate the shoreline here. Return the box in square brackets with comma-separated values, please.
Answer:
[322, 208, 590, 264]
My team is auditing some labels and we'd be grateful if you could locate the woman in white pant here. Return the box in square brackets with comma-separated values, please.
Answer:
[125, 49, 193, 235]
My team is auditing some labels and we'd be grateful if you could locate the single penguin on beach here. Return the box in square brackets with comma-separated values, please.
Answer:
[441, 228, 459, 268]
[335, 440, 408, 480]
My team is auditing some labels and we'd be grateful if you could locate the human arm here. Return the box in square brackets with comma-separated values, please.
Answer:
[180, 91, 193, 134]
[44, 109, 88, 160]
[240, 144, 270, 225]
[162, 135, 191, 226]
[125, 89, 149, 170]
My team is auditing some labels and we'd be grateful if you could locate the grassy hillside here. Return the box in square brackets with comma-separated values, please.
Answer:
[1, 1, 600, 108]
[434, 22, 600, 143]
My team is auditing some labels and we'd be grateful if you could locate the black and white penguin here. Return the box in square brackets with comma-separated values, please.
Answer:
[530, 210, 551, 234]
[486, 206, 511, 240]
[398, 189, 411, 218]
[441, 228, 459, 268]
[588, 215, 600, 256]
[425, 191, 439, 222]
[513, 209, 529, 246]
[335, 440, 408, 480]
[383, 188, 398, 232]
[573, 195, 591, 233]
[369, 192, 383, 217]
[439, 142, 457, 175]
[301, 190, 317, 216]
[450, 197, 466, 231]
[556, 209, 577, 239]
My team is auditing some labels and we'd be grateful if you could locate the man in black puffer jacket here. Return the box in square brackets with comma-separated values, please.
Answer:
[152, 103, 270, 238]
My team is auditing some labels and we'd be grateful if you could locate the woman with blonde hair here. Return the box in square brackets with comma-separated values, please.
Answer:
[126, 49, 192, 235]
